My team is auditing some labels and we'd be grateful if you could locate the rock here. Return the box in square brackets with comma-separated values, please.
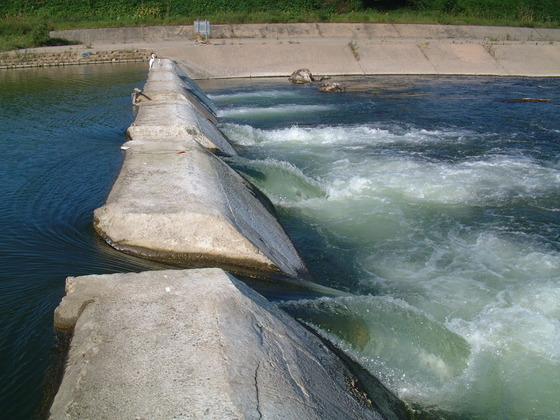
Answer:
[289, 68, 314, 84]
[49, 269, 384, 420]
[320, 81, 346, 93]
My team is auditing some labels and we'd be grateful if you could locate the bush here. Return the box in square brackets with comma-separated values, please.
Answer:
[30, 21, 50, 46]
[0, 0, 558, 27]
[409, 0, 559, 22]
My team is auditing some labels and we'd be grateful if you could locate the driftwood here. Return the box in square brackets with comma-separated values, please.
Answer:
[502, 98, 552, 103]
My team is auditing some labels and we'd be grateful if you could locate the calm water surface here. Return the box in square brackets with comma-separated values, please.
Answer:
[1, 66, 559, 419]
[0, 63, 173, 419]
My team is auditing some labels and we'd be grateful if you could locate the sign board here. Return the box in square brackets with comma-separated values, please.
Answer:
[194, 20, 211, 39]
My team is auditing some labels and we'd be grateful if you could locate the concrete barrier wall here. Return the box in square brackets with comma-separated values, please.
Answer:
[47, 24, 560, 78]
[94, 59, 308, 279]
[51, 23, 560, 44]
[49, 269, 391, 419]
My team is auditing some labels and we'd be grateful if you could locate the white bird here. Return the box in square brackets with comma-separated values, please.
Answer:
[149, 53, 156, 69]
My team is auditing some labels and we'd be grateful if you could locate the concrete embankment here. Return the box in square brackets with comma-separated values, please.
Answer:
[47, 23, 560, 78]
[50, 269, 393, 419]
[94, 58, 307, 278]
[0, 47, 149, 69]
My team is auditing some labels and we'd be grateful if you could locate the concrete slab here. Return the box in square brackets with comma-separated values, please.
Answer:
[491, 43, 560, 76]
[94, 138, 307, 278]
[47, 24, 560, 78]
[535, 27, 560, 42]
[209, 22, 399, 39]
[215, 22, 321, 39]
[319, 23, 401, 39]
[51, 23, 560, 45]
[126, 100, 236, 155]
[176, 42, 364, 78]
[49, 269, 384, 419]
[392, 23, 463, 40]
[139, 66, 218, 124]
[468, 25, 546, 42]
[420, 42, 506, 75]
[51, 25, 194, 44]
[357, 41, 436, 75]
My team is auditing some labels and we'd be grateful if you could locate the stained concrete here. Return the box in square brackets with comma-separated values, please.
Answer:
[51, 23, 560, 44]
[94, 136, 307, 279]
[127, 60, 233, 153]
[47, 23, 560, 78]
[139, 59, 219, 122]
[126, 99, 235, 154]
[49, 269, 384, 419]
[95, 58, 310, 278]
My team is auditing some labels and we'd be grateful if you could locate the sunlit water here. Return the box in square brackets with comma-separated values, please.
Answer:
[1, 66, 558, 419]
[200, 76, 560, 419]
[0, 63, 175, 419]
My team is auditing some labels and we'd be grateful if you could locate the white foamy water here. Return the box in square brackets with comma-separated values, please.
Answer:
[223, 123, 471, 147]
[208, 89, 301, 102]
[217, 104, 334, 118]
[326, 155, 560, 207]
[222, 117, 560, 418]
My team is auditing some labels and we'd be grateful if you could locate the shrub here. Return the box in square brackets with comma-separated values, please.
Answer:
[31, 21, 50, 46]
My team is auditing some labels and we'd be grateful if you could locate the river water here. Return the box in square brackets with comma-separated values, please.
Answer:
[0, 63, 172, 419]
[0, 65, 558, 419]
[199, 76, 560, 419]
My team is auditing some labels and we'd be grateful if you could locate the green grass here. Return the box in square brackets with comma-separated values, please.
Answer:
[0, 16, 78, 51]
[33, 8, 560, 29]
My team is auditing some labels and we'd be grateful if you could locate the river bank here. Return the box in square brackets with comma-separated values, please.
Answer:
[2, 23, 559, 76]
[0, 46, 149, 69]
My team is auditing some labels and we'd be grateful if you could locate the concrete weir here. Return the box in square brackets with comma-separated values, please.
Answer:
[50, 269, 384, 419]
[94, 59, 306, 278]
[48, 60, 405, 419]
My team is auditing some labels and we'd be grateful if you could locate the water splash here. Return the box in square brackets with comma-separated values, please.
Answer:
[210, 76, 560, 418]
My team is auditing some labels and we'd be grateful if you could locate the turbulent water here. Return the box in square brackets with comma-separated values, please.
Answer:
[200, 76, 560, 419]
[1, 66, 558, 419]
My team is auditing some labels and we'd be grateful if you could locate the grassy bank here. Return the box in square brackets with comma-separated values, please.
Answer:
[1, 0, 559, 51]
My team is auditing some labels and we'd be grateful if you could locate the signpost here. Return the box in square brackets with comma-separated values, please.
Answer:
[194, 20, 211, 42]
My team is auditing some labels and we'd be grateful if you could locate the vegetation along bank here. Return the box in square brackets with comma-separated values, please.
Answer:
[1, 0, 558, 51]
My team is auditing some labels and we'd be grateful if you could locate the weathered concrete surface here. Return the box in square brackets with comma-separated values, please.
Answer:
[49, 268, 384, 419]
[94, 137, 307, 278]
[126, 99, 236, 154]
[139, 59, 220, 122]
[51, 23, 560, 44]
[96, 57, 308, 278]
[47, 23, 560, 78]
[489, 43, 560, 76]
[174, 38, 560, 78]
